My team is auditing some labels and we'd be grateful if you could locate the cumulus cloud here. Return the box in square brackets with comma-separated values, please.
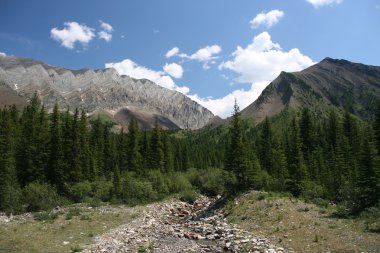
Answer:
[165, 45, 222, 69]
[219, 32, 314, 84]
[98, 21, 113, 42]
[166, 47, 180, 58]
[50, 22, 95, 49]
[189, 81, 269, 118]
[105, 59, 189, 94]
[196, 31, 314, 118]
[163, 63, 183, 78]
[0, 52, 6, 57]
[250, 10, 284, 29]
[306, 0, 343, 8]
[189, 45, 222, 61]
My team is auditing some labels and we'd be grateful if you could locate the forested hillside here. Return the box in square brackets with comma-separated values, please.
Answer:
[0, 94, 379, 216]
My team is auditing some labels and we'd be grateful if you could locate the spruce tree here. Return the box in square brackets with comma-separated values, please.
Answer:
[149, 120, 164, 171]
[225, 100, 253, 191]
[356, 125, 380, 211]
[127, 118, 141, 172]
[260, 116, 273, 174]
[47, 103, 64, 190]
[0, 108, 22, 213]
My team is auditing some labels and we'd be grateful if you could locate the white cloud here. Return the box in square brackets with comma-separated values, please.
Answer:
[98, 21, 113, 42]
[189, 45, 222, 61]
[201, 31, 314, 118]
[250, 10, 284, 29]
[105, 58, 189, 94]
[306, 0, 343, 8]
[0, 52, 6, 57]
[166, 47, 179, 58]
[165, 45, 222, 69]
[163, 63, 183, 78]
[219, 32, 314, 84]
[51, 22, 95, 49]
[189, 81, 268, 118]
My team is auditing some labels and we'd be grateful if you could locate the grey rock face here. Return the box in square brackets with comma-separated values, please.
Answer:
[0, 55, 215, 129]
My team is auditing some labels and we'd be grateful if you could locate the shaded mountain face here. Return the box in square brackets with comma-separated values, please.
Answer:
[0, 55, 215, 129]
[241, 58, 380, 123]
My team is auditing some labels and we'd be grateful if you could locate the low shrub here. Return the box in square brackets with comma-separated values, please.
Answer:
[23, 182, 61, 212]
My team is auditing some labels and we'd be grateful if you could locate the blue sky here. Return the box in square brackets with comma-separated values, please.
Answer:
[0, 0, 379, 117]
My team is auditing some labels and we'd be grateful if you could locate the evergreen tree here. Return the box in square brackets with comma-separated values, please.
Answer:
[260, 117, 273, 174]
[68, 108, 82, 183]
[287, 116, 307, 182]
[127, 118, 141, 172]
[47, 103, 64, 190]
[79, 110, 90, 180]
[149, 120, 164, 171]
[16, 92, 41, 185]
[225, 100, 254, 191]
[162, 131, 174, 173]
[0, 108, 22, 213]
[355, 125, 380, 211]
[112, 165, 122, 199]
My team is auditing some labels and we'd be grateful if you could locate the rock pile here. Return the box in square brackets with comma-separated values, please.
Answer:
[83, 196, 286, 253]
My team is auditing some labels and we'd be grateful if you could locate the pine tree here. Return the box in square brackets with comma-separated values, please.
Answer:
[260, 116, 273, 174]
[127, 118, 141, 172]
[287, 116, 307, 182]
[162, 131, 174, 173]
[149, 120, 164, 171]
[79, 110, 90, 180]
[300, 107, 316, 162]
[225, 100, 254, 191]
[47, 103, 64, 190]
[373, 101, 380, 154]
[16, 92, 41, 185]
[355, 125, 380, 211]
[112, 165, 122, 199]
[0, 108, 22, 213]
[68, 108, 82, 183]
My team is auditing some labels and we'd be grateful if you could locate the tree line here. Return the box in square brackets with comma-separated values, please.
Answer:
[0, 95, 379, 215]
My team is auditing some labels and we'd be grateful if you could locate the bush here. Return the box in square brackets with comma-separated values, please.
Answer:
[23, 182, 61, 212]
[168, 172, 193, 193]
[69, 181, 92, 202]
[0, 185, 24, 214]
[91, 179, 113, 202]
[179, 189, 198, 204]
[146, 170, 170, 196]
[33, 211, 59, 222]
[186, 168, 226, 196]
[123, 174, 157, 205]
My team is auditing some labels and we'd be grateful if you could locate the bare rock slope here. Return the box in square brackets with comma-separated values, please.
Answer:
[0, 54, 215, 129]
[242, 58, 380, 123]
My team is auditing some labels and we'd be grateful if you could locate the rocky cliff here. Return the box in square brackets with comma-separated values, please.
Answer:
[0, 54, 215, 129]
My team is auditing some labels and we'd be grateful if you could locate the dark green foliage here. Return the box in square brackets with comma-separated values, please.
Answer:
[0, 97, 379, 215]
[149, 120, 164, 171]
[23, 182, 61, 212]
[225, 101, 257, 192]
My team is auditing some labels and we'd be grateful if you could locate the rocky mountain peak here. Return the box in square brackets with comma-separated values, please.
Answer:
[241, 58, 380, 123]
[0, 55, 215, 130]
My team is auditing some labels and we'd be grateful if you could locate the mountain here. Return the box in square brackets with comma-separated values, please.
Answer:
[0, 54, 216, 129]
[241, 58, 380, 123]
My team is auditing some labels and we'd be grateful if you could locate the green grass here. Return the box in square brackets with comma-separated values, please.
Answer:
[0, 205, 141, 253]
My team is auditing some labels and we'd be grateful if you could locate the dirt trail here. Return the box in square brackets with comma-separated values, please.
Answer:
[83, 196, 286, 253]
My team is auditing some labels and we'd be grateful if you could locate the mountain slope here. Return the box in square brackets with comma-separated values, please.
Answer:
[0, 55, 215, 129]
[242, 58, 380, 123]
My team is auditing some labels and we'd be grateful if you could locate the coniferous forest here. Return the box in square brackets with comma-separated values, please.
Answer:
[0, 93, 379, 216]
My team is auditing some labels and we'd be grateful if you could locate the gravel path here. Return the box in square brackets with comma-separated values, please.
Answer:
[82, 196, 287, 253]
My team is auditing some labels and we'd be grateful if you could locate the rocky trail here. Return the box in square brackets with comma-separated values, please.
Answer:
[83, 196, 285, 253]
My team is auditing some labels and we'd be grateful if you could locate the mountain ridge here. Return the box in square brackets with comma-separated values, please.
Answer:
[241, 57, 380, 123]
[0, 54, 216, 130]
